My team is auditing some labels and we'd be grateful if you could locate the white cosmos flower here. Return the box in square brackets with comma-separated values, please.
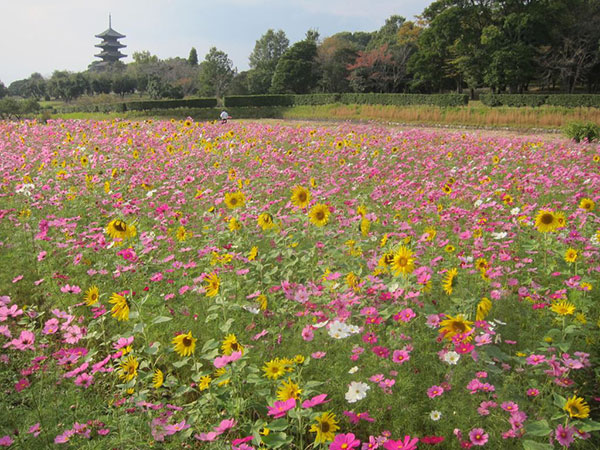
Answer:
[443, 351, 460, 365]
[429, 410, 442, 421]
[345, 381, 370, 403]
[348, 366, 359, 374]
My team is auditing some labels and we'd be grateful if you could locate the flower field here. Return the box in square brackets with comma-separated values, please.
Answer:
[0, 118, 599, 449]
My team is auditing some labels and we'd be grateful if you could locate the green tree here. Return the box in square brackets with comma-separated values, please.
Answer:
[188, 47, 199, 66]
[198, 47, 235, 98]
[48, 71, 88, 102]
[247, 29, 289, 94]
[0, 81, 7, 99]
[111, 74, 136, 97]
[270, 39, 318, 93]
[316, 36, 357, 92]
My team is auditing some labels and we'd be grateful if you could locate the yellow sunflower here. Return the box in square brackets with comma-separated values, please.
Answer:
[391, 246, 415, 276]
[228, 217, 242, 232]
[106, 219, 137, 240]
[172, 331, 197, 357]
[442, 268, 458, 295]
[564, 248, 578, 263]
[475, 258, 489, 272]
[534, 209, 559, 233]
[439, 314, 473, 340]
[564, 396, 590, 419]
[579, 198, 595, 212]
[256, 294, 268, 311]
[119, 355, 139, 382]
[276, 378, 302, 401]
[221, 334, 244, 355]
[309, 203, 331, 227]
[84, 286, 99, 306]
[198, 375, 212, 391]
[109, 293, 130, 321]
[248, 246, 258, 261]
[550, 300, 575, 316]
[476, 297, 492, 321]
[224, 191, 245, 209]
[424, 227, 436, 241]
[258, 212, 275, 231]
[152, 369, 164, 389]
[310, 412, 339, 444]
[176, 226, 190, 241]
[262, 358, 286, 380]
[204, 272, 220, 297]
[291, 185, 311, 209]
[359, 217, 371, 236]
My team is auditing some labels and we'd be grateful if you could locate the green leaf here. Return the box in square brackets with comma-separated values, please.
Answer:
[128, 311, 139, 320]
[144, 342, 160, 355]
[522, 440, 554, 450]
[151, 315, 172, 324]
[132, 322, 145, 334]
[575, 420, 600, 432]
[173, 358, 189, 368]
[553, 393, 567, 409]
[261, 432, 291, 448]
[201, 339, 218, 353]
[524, 420, 552, 437]
[267, 419, 289, 431]
[219, 318, 234, 333]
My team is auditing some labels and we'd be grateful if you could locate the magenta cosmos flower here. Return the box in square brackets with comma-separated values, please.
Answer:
[330, 433, 361, 450]
[469, 428, 489, 446]
[267, 398, 296, 418]
[383, 435, 419, 450]
[554, 424, 575, 447]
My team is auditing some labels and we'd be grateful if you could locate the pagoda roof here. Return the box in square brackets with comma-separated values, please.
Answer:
[95, 50, 127, 59]
[95, 27, 126, 39]
[95, 41, 126, 49]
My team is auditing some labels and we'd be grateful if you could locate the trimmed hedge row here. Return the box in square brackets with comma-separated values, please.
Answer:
[57, 97, 217, 114]
[224, 93, 469, 107]
[480, 94, 600, 108]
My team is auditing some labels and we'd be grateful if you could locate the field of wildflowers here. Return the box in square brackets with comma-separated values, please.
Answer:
[0, 118, 599, 449]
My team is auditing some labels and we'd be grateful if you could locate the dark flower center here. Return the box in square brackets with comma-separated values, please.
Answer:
[540, 213, 554, 225]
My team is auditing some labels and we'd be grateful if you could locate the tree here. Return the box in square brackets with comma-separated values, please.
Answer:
[47, 71, 88, 102]
[90, 74, 112, 95]
[132, 50, 159, 65]
[111, 74, 136, 97]
[247, 29, 289, 94]
[198, 47, 235, 98]
[0, 81, 7, 99]
[270, 39, 318, 93]
[227, 71, 250, 95]
[188, 47, 198, 66]
[317, 36, 358, 92]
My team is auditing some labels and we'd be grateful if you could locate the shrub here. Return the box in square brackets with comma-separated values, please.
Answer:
[126, 98, 217, 111]
[479, 94, 547, 107]
[563, 122, 600, 142]
[292, 94, 341, 105]
[338, 93, 468, 107]
[544, 95, 600, 108]
[224, 95, 295, 107]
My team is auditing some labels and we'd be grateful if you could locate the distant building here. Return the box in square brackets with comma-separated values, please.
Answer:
[93, 14, 126, 67]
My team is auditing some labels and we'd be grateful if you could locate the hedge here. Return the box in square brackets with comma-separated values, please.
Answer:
[544, 95, 600, 108]
[480, 94, 600, 108]
[338, 93, 469, 107]
[125, 97, 217, 111]
[224, 93, 468, 107]
[224, 95, 295, 107]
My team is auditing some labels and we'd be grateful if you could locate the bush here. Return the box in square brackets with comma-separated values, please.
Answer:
[544, 95, 600, 108]
[338, 93, 468, 107]
[480, 94, 547, 107]
[224, 95, 295, 107]
[0, 98, 40, 119]
[126, 98, 217, 111]
[563, 122, 600, 142]
[292, 94, 341, 105]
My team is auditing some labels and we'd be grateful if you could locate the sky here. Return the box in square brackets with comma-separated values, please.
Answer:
[0, 0, 431, 86]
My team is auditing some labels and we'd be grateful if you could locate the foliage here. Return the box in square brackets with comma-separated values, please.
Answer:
[480, 94, 548, 108]
[563, 121, 600, 142]
[247, 29, 289, 94]
[224, 95, 294, 107]
[0, 98, 40, 119]
[188, 47, 198, 66]
[0, 81, 7, 99]
[338, 93, 468, 107]
[198, 47, 235, 98]
[270, 40, 318, 94]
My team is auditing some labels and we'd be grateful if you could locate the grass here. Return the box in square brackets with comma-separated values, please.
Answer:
[43, 102, 600, 132]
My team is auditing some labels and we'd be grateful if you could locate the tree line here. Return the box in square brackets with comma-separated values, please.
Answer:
[1, 0, 599, 103]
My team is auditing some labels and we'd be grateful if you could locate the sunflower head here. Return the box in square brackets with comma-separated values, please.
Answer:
[276, 378, 302, 401]
[564, 248, 578, 263]
[309, 203, 331, 227]
[119, 355, 139, 382]
[310, 412, 339, 444]
[204, 272, 220, 297]
[262, 358, 286, 380]
[291, 186, 311, 209]
[152, 369, 164, 389]
[391, 246, 415, 276]
[221, 333, 244, 355]
[439, 314, 473, 340]
[579, 198, 595, 212]
[550, 300, 575, 316]
[258, 212, 275, 231]
[534, 209, 559, 233]
[564, 396, 590, 419]
[84, 286, 100, 306]
[442, 268, 458, 295]
[224, 191, 245, 209]
[172, 331, 197, 357]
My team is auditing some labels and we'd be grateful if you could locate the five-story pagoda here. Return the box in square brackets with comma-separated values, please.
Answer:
[94, 14, 126, 66]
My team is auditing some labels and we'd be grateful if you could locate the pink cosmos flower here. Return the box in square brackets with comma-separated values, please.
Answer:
[311, 351, 326, 359]
[395, 308, 416, 323]
[343, 410, 375, 424]
[392, 349, 410, 364]
[15, 377, 30, 392]
[113, 336, 134, 350]
[302, 324, 314, 341]
[28, 423, 41, 437]
[302, 393, 330, 408]
[195, 431, 218, 441]
[554, 424, 574, 447]
[383, 435, 419, 450]
[526, 354, 545, 365]
[268, 398, 296, 418]
[165, 420, 190, 435]
[330, 433, 361, 450]
[74, 373, 94, 388]
[501, 401, 518, 412]
[0, 436, 13, 447]
[427, 385, 444, 398]
[214, 418, 236, 434]
[469, 428, 489, 446]
[526, 388, 539, 397]
[60, 284, 81, 294]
